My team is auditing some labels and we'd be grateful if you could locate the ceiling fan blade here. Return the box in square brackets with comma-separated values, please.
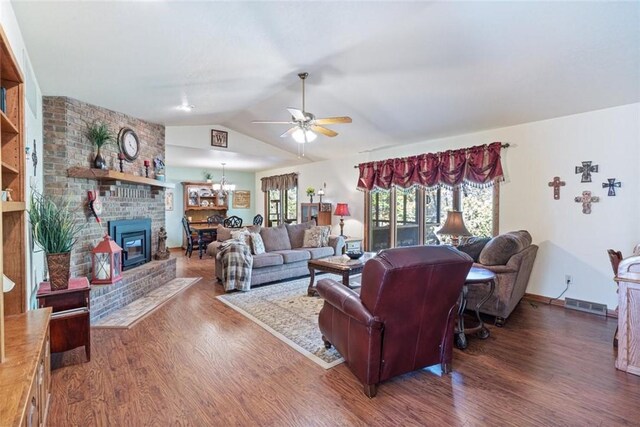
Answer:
[280, 126, 299, 138]
[287, 108, 307, 122]
[310, 125, 338, 137]
[252, 120, 295, 124]
[313, 116, 352, 125]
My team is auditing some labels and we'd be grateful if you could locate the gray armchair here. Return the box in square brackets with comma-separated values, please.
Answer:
[462, 230, 538, 326]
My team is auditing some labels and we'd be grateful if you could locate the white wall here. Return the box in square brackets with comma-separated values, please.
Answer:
[256, 103, 640, 309]
[0, 3, 44, 310]
[164, 166, 256, 248]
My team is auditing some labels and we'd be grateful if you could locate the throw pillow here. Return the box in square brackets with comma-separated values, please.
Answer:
[285, 220, 316, 249]
[478, 231, 532, 266]
[309, 225, 331, 247]
[250, 232, 266, 255]
[303, 228, 324, 248]
[216, 226, 233, 242]
[260, 224, 292, 252]
[246, 224, 261, 234]
[457, 237, 491, 262]
[231, 229, 251, 246]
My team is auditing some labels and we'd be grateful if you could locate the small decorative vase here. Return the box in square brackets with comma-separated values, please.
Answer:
[94, 147, 106, 169]
[47, 252, 71, 290]
[309, 196, 313, 203]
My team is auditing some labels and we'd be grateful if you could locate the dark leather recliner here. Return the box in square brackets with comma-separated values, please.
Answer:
[317, 246, 472, 397]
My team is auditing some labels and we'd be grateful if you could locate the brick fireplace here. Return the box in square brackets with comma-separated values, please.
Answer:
[43, 96, 176, 320]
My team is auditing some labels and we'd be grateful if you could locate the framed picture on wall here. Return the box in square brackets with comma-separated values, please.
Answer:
[233, 190, 250, 209]
[211, 129, 228, 148]
[165, 190, 174, 211]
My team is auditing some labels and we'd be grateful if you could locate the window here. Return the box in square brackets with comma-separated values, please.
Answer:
[366, 186, 497, 251]
[285, 187, 298, 223]
[369, 190, 391, 252]
[265, 187, 297, 226]
[396, 188, 419, 247]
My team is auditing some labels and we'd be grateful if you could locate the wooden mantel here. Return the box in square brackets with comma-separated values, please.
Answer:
[67, 167, 175, 189]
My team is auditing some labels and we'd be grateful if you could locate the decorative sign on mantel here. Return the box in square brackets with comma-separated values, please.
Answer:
[233, 190, 250, 209]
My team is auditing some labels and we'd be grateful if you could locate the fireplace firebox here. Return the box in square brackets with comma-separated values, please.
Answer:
[108, 219, 152, 271]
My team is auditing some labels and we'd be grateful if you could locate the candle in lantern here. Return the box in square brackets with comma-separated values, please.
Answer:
[144, 160, 150, 167]
[118, 153, 125, 160]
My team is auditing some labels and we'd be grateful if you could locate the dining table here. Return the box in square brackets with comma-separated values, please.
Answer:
[189, 223, 219, 259]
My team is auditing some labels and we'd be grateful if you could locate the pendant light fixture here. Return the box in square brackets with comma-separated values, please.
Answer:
[211, 163, 236, 193]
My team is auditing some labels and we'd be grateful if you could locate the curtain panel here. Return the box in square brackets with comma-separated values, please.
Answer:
[356, 142, 504, 191]
[261, 172, 298, 192]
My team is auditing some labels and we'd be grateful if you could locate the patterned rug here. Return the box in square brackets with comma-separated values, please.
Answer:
[93, 277, 201, 329]
[217, 274, 361, 369]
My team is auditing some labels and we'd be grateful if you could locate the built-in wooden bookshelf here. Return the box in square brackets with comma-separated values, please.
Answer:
[0, 24, 26, 362]
[0, 24, 50, 427]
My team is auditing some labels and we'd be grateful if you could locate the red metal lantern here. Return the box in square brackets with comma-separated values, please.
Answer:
[91, 234, 123, 285]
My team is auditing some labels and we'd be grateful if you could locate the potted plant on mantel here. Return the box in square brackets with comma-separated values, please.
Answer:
[28, 191, 85, 290]
[87, 121, 114, 169]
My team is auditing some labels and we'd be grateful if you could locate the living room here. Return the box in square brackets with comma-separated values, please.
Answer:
[0, 1, 639, 425]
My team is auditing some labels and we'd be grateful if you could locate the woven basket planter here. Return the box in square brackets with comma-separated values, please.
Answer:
[47, 252, 71, 290]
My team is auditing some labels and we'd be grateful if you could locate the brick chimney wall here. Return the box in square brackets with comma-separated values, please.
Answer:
[42, 96, 167, 279]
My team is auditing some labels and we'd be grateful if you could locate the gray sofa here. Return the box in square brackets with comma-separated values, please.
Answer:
[207, 221, 345, 287]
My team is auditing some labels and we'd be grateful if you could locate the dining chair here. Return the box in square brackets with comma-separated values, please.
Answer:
[223, 215, 243, 228]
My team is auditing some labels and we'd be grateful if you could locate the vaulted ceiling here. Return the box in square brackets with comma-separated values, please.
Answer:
[13, 1, 640, 168]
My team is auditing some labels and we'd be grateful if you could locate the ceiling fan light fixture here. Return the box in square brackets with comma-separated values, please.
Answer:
[177, 104, 195, 112]
[292, 128, 317, 143]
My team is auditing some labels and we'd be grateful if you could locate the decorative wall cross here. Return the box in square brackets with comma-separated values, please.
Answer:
[547, 177, 566, 200]
[575, 161, 598, 183]
[574, 191, 599, 214]
[602, 178, 621, 196]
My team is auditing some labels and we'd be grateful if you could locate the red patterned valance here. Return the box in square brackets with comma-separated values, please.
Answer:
[356, 142, 505, 191]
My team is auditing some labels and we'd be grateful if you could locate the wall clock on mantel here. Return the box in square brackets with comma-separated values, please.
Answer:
[118, 127, 140, 161]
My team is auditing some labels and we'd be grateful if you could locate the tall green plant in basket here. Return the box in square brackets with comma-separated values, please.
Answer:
[29, 191, 85, 290]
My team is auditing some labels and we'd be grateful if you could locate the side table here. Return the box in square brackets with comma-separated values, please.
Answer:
[37, 277, 91, 362]
[455, 266, 496, 350]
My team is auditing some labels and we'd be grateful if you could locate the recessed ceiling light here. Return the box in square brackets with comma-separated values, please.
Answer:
[177, 104, 195, 112]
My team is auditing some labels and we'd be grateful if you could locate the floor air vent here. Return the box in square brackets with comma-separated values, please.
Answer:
[564, 298, 607, 316]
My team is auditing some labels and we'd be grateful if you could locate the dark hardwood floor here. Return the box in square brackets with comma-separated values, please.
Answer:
[48, 249, 640, 426]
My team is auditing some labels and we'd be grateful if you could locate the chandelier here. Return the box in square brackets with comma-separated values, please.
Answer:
[211, 163, 236, 193]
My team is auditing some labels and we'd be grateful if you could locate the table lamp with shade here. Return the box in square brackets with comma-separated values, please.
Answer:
[437, 210, 471, 246]
[334, 203, 351, 237]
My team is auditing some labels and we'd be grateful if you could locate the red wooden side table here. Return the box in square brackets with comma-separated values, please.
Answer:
[37, 277, 91, 362]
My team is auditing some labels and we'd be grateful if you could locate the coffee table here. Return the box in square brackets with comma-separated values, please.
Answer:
[307, 253, 375, 296]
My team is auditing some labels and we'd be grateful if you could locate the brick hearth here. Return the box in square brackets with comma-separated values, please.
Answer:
[90, 258, 177, 321]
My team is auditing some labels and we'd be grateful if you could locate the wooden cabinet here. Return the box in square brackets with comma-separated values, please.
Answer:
[301, 203, 332, 226]
[0, 24, 26, 362]
[182, 181, 228, 223]
[37, 277, 91, 362]
[616, 279, 640, 376]
[0, 308, 51, 427]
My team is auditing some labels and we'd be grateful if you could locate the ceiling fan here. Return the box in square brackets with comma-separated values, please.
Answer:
[252, 72, 352, 149]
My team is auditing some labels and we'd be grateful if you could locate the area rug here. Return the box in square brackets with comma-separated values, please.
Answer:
[92, 277, 201, 329]
[217, 274, 361, 369]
